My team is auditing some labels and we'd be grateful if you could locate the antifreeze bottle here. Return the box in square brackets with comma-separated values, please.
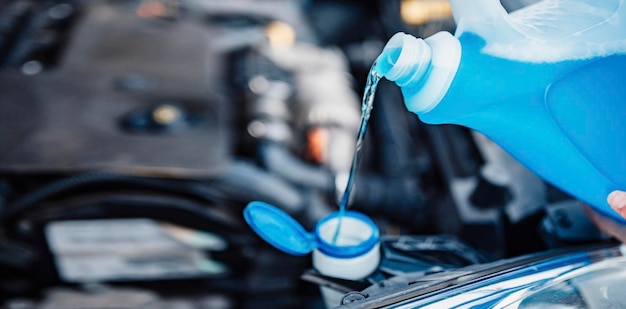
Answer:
[375, 0, 626, 222]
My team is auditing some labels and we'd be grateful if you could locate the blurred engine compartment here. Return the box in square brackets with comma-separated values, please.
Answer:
[0, 0, 619, 308]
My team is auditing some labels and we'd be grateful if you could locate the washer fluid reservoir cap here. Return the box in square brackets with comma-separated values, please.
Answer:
[244, 201, 316, 256]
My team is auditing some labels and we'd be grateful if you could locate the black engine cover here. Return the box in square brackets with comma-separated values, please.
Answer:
[0, 3, 232, 177]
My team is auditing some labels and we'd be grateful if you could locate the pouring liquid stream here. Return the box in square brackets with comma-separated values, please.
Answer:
[332, 65, 381, 244]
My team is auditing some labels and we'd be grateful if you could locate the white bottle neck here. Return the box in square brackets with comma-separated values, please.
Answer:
[377, 31, 461, 114]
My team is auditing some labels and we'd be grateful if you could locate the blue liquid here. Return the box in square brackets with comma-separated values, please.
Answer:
[415, 33, 626, 221]
[332, 66, 381, 244]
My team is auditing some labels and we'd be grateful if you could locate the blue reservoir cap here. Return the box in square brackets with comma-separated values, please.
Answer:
[244, 201, 316, 256]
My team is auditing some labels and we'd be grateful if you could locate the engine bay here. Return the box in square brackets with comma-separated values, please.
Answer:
[0, 0, 618, 308]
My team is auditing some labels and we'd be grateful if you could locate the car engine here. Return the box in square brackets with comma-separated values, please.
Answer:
[0, 0, 617, 308]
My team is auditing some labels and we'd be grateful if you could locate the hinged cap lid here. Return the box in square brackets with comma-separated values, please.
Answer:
[244, 201, 315, 256]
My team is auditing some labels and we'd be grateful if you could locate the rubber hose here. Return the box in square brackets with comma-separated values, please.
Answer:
[259, 142, 334, 191]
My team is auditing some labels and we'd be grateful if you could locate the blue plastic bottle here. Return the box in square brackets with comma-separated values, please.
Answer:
[375, 0, 626, 222]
